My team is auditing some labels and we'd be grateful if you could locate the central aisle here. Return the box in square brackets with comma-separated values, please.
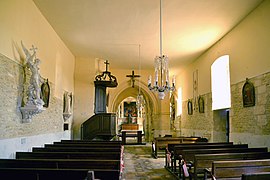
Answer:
[121, 144, 177, 180]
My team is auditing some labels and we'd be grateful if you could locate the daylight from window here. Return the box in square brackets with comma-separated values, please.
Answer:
[211, 55, 231, 110]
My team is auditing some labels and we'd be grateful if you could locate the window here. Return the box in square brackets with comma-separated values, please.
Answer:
[211, 55, 231, 110]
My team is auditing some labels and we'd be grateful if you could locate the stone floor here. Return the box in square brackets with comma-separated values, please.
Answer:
[121, 143, 177, 180]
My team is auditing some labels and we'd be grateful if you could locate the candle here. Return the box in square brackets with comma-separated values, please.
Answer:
[172, 75, 176, 85]
[148, 75, 152, 85]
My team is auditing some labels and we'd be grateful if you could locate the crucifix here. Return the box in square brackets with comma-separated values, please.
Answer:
[126, 70, 140, 88]
[104, 60, 110, 72]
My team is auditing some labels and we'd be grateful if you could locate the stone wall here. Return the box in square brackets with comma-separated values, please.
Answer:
[0, 53, 71, 158]
[179, 71, 270, 147]
[230, 72, 270, 147]
[180, 93, 213, 141]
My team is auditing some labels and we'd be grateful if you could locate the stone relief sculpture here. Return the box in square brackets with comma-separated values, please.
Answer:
[63, 91, 72, 120]
[20, 41, 45, 122]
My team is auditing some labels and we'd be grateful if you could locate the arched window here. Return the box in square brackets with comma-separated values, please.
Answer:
[211, 55, 231, 110]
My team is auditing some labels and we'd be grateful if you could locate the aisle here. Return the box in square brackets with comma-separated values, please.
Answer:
[121, 144, 177, 180]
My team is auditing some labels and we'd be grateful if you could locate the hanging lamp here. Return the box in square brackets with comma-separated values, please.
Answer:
[148, 0, 175, 100]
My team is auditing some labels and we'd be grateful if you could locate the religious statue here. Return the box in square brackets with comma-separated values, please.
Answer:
[21, 41, 44, 107]
[63, 92, 73, 120]
[41, 79, 50, 108]
[20, 41, 45, 122]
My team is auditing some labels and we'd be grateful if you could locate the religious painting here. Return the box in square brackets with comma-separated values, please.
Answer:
[187, 100, 193, 115]
[198, 96, 204, 113]
[41, 79, 50, 108]
[193, 70, 198, 111]
[124, 102, 137, 117]
[242, 78, 255, 107]
[170, 94, 176, 130]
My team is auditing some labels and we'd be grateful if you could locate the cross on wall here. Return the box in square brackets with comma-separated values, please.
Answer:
[126, 70, 140, 88]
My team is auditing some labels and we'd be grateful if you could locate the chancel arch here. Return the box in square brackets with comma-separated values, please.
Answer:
[108, 79, 159, 142]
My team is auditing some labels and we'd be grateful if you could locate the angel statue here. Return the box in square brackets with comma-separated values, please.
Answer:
[21, 41, 44, 107]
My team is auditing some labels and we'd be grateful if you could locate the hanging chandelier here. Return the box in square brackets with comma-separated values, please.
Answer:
[136, 44, 145, 113]
[148, 0, 175, 100]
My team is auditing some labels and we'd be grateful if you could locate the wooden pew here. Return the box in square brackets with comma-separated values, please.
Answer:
[0, 168, 92, 180]
[152, 136, 202, 158]
[16, 151, 121, 160]
[0, 159, 121, 180]
[120, 130, 144, 145]
[178, 146, 266, 163]
[165, 142, 235, 168]
[46, 143, 122, 148]
[0, 158, 120, 169]
[206, 159, 270, 180]
[57, 140, 122, 144]
[242, 172, 270, 180]
[32, 146, 121, 152]
[191, 152, 270, 180]
[170, 144, 249, 174]
[173, 147, 268, 179]
[167, 142, 233, 155]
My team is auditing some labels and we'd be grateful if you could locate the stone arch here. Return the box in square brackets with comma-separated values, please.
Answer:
[108, 79, 159, 142]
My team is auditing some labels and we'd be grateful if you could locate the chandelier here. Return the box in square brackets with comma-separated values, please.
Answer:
[148, 0, 175, 100]
[136, 44, 145, 113]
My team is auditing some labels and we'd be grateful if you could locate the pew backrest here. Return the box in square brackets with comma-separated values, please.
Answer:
[16, 151, 121, 160]
[167, 142, 233, 153]
[152, 136, 201, 158]
[60, 140, 122, 144]
[193, 152, 270, 179]
[0, 159, 120, 170]
[32, 146, 121, 152]
[212, 159, 270, 179]
[241, 172, 270, 180]
[179, 147, 268, 163]
[46, 143, 122, 148]
[174, 144, 249, 161]
[0, 168, 91, 180]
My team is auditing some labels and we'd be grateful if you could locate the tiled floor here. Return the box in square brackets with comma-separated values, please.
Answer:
[121, 143, 177, 180]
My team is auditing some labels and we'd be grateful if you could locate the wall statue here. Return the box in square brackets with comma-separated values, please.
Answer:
[20, 41, 45, 122]
[63, 92, 73, 120]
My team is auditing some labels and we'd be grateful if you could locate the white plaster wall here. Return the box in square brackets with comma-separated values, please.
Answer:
[178, 0, 270, 101]
[0, 0, 75, 96]
[73, 57, 96, 139]
[0, 131, 71, 159]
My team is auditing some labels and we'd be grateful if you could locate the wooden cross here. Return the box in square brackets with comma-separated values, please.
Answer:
[126, 70, 140, 88]
[104, 60, 110, 72]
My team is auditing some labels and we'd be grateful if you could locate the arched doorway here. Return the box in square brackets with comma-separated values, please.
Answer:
[108, 80, 159, 142]
[211, 55, 231, 142]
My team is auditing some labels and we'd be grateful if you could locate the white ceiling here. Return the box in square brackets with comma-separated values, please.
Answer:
[33, 0, 262, 73]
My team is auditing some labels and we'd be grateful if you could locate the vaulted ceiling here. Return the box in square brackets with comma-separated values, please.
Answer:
[33, 0, 263, 73]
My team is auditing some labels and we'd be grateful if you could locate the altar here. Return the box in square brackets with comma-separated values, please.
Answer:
[121, 124, 138, 131]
